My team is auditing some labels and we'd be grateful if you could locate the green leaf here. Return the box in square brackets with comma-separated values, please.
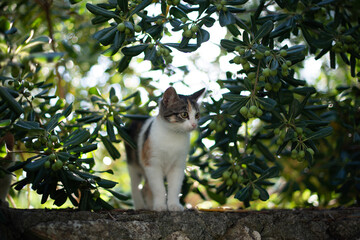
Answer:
[98, 26, 117, 46]
[256, 142, 275, 162]
[306, 127, 333, 140]
[24, 156, 49, 172]
[101, 136, 121, 160]
[107, 189, 130, 200]
[0, 119, 11, 128]
[254, 20, 273, 42]
[116, 124, 136, 149]
[46, 113, 63, 132]
[28, 52, 64, 62]
[63, 129, 90, 148]
[106, 120, 116, 142]
[86, 3, 118, 18]
[258, 97, 277, 111]
[169, 6, 187, 19]
[292, 87, 316, 95]
[97, 179, 117, 188]
[122, 44, 148, 56]
[223, 93, 249, 102]
[14, 120, 43, 131]
[0, 87, 24, 115]
[219, 10, 236, 27]
[63, 103, 73, 118]
[69, 144, 98, 154]
[129, 0, 152, 17]
[255, 185, 269, 201]
[118, 55, 132, 72]
[235, 186, 249, 201]
[122, 91, 139, 101]
[111, 31, 125, 55]
[53, 189, 68, 207]
[220, 39, 238, 52]
[117, 0, 128, 13]
[165, 43, 198, 53]
[227, 24, 241, 37]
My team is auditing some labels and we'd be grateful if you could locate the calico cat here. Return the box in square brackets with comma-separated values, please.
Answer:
[125, 87, 205, 211]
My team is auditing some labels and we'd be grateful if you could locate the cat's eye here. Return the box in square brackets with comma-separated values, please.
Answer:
[195, 112, 200, 119]
[180, 112, 188, 119]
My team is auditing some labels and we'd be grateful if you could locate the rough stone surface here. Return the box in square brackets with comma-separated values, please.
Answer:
[1, 207, 360, 240]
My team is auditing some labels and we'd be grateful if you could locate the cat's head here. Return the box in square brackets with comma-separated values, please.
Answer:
[159, 87, 205, 132]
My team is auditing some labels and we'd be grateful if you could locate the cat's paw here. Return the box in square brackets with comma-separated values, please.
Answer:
[153, 203, 168, 211]
[168, 203, 184, 211]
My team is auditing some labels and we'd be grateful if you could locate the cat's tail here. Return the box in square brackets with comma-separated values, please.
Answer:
[124, 120, 151, 209]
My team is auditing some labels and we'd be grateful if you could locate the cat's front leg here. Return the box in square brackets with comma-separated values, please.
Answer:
[144, 165, 167, 211]
[166, 165, 185, 211]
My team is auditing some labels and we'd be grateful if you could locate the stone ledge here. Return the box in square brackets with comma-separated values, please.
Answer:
[1, 207, 359, 240]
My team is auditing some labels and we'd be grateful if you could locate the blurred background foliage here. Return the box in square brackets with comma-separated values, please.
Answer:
[0, 0, 359, 210]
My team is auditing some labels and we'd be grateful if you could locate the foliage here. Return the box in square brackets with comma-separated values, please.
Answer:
[0, 0, 359, 210]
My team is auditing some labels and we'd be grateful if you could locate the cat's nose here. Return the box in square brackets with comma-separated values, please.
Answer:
[191, 123, 197, 129]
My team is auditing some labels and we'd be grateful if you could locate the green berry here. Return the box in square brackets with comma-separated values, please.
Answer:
[231, 172, 238, 181]
[259, 75, 266, 82]
[183, 29, 192, 38]
[248, 72, 256, 80]
[262, 68, 270, 77]
[222, 170, 231, 179]
[249, 105, 258, 115]
[243, 62, 250, 71]
[125, 28, 131, 35]
[295, 127, 303, 134]
[134, 25, 142, 32]
[238, 48, 245, 55]
[55, 160, 63, 169]
[276, 138, 283, 145]
[44, 161, 51, 169]
[50, 135, 58, 143]
[235, 46, 241, 52]
[226, 179, 233, 186]
[265, 82, 272, 91]
[270, 69, 277, 77]
[209, 120, 217, 130]
[191, 25, 199, 32]
[256, 108, 263, 117]
[254, 51, 264, 59]
[240, 106, 248, 116]
[49, 153, 56, 161]
[280, 49, 287, 57]
[156, 19, 163, 25]
[252, 188, 260, 199]
[281, 63, 288, 70]
[298, 150, 305, 158]
[307, 148, 315, 155]
[233, 56, 241, 64]
[111, 95, 119, 103]
[286, 60, 292, 66]
[117, 23, 125, 32]
[68, 164, 76, 171]
[264, 50, 271, 56]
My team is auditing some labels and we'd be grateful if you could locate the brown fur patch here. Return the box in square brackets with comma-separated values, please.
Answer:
[187, 99, 193, 115]
[141, 138, 151, 166]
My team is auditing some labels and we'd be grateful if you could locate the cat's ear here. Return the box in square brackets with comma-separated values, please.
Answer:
[162, 87, 180, 106]
[190, 88, 206, 102]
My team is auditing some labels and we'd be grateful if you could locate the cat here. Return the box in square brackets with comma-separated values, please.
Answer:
[125, 87, 205, 211]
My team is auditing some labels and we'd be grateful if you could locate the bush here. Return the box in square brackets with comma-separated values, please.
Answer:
[0, 0, 359, 210]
